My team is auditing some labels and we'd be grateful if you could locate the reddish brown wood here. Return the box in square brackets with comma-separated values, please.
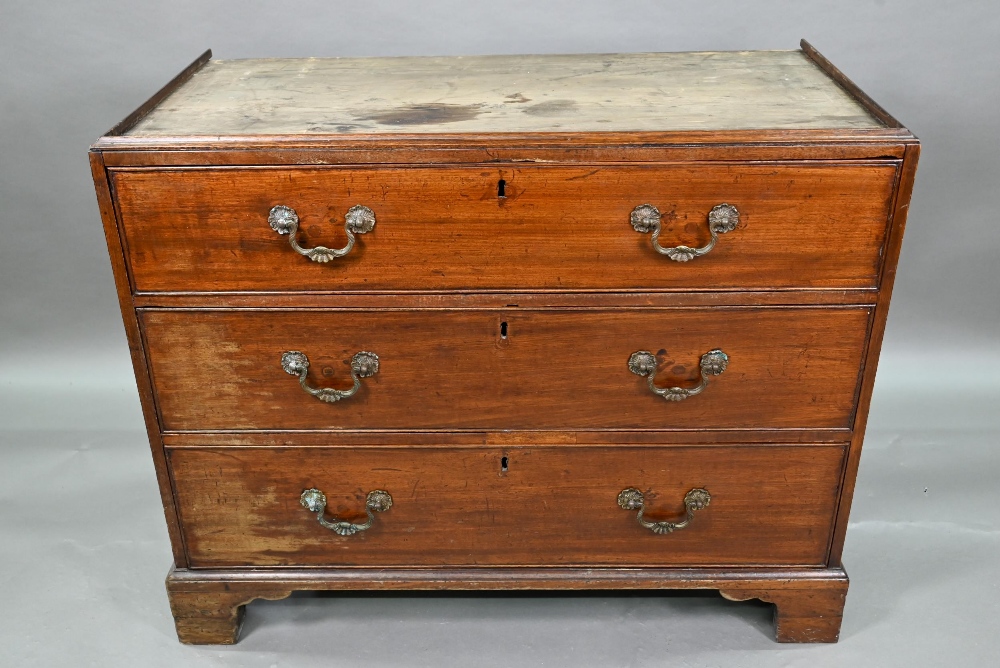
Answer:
[161, 430, 851, 447]
[140, 307, 871, 431]
[105, 50, 212, 137]
[110, 162, 898, 293]
[167, 444, 844, 568]
[169, 564, 849, 589]
[98, 142, 908, 167]
[721, 579, 848, 642]
[166, 565, 848, 644]
[94, 126, 915, 155]
[800, 40, 902, 129]
[167, 585, 291, 644]
[90, 43, 918, 645]
[89, 151, 188, 567]
[131, 289, 878, 310]
[829, 142, 921, 565]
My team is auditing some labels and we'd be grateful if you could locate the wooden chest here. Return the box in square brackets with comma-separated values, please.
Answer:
[90, 41, 919, 644]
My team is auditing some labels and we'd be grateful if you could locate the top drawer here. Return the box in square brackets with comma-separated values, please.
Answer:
[111, 162, 897, 293]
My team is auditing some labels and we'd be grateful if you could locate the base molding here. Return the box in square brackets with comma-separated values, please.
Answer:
[166, 565, 849, 644]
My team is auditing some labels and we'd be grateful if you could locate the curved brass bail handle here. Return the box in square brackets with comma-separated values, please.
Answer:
[281, 350, 379, 403]
[628, 349, 729, 402]
[630, 203, 739, 262]
[300, 488, 393, 536]
[617, 487, 711, 534]
[268, 204, 375, 263]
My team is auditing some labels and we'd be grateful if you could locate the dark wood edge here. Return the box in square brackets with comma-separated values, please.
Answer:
[847, 302, 881, 431]
[165, 564, 849, 643]
[828, 142, 920, 565]
[841, 157, 904, 434]
[89, 151, 189, 567]
[874, 161, 907, 296]
[800, 39, 906, 131]
[844, 159, 904, 428]
[161, 431, 852, 446]
[136, 309, 169, 440]
[110, 156, 903, 169]
[167, 564, 848, 590]
[132, 291, 879, 309]
[100, 143, 908, 166]
[102, 49, 212, 138]
[137, 304, 873, 313]
[94, 126, 915, 151]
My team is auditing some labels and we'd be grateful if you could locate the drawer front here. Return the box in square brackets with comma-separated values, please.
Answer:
[142, 307, 869, 431]
[169, 445, 844, 568]
[113, 163, 897, 293]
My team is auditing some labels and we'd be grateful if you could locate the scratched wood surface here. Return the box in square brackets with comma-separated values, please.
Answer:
[111, 162, 897, 293]
[127, 50, 882, 136]
[140, 307, 871, 432]
[168, 444, 844, 567]
[91, 42, 920, 646]
[165, 566, 850, 644]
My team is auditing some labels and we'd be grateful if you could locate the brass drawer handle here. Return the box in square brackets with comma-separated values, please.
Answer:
[630, 203, 739, 261]
[618, 487, 711, 534]
[628, 349, 729, 401]
[300, 488, 392, 536]
[268, 204, 375, 263]
[281, 350, 379, 403]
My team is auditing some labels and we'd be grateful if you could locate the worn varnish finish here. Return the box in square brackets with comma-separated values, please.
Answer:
[168, 445, 844, 568]
[90, 43, 919, 645]
[161, 429, 852, 447]
[112, 163, 897, 293]
[126, 51, 881, 136]
[166, 566, 849, 643]
[141, 307, 870, 431]
[831, 142, 922, 565]
[89, 152, 189, 567]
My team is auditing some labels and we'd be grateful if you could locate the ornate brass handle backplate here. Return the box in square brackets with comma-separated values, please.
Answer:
[281, 350, 379, 403]
[628, 349, 728, 401]
[300, 488, 392, 536]
[268, 204, 375, 262]
[630, 203, 739, 261]
[617, 487, 711, 534]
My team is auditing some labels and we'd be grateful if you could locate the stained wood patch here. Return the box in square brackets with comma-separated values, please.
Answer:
[128, 50, 883, 135]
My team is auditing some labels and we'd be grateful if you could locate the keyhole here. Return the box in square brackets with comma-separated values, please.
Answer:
[497, 179, 506, 198]
[501, 456, 509, 472]
[500, 321, 508, 339]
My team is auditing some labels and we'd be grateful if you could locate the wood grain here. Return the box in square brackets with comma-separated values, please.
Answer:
[721, 580, 848, 642]
[167, 586, 291, 645]
[89, 151, 188, 567]
[166, 564, 849, 644]
[127, 50, 880, 136]
[801, 40, 901, 129]
[132, 289, 879, 310]
[161, 431, 852, 447]
[140, 307, 871, 431]
[168, 444, 844, 568]
[111, 162, 898, 293]
[99, 142, 909, 168]
[106, 49, 212, 137]
[91, 42, 918, 646]
[830, 142, 921, 564]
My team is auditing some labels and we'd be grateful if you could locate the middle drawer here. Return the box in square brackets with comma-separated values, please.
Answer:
[142, 307, 869, 432]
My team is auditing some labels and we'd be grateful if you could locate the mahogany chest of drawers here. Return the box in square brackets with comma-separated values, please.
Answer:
[90, 41, 919, 644]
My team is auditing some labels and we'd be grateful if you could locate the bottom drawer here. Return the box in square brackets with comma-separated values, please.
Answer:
[168, 445, 845, 568]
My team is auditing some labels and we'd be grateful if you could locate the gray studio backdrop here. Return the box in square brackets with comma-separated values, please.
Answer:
[1, 1, 998, 666]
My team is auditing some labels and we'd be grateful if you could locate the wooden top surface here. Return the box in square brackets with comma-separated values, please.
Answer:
[125, 50, 883, 136]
